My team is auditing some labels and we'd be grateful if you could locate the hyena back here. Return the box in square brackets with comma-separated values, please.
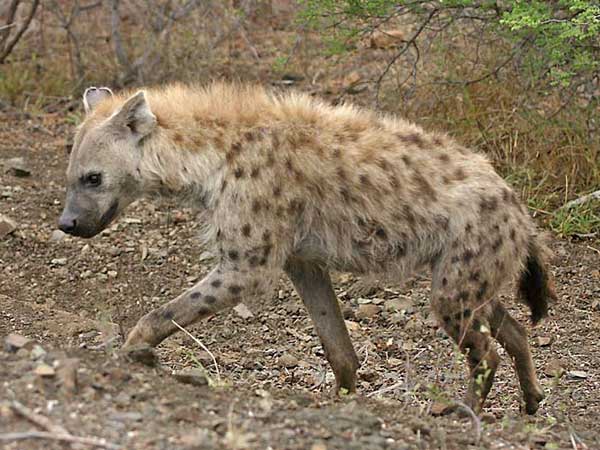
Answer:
[59, 83, 557, 414]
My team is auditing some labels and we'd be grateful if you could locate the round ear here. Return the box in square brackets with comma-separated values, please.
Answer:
[111, 91, 157, 140]
[83, 87, 114, 114]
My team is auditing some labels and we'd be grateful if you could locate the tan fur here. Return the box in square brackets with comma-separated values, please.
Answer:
[64, 82, 556, 413]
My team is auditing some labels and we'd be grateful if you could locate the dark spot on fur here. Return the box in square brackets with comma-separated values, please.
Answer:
[337, 167, 346, 180]
[413, 171, 437, 202]
[228, 250, 239, 261]
[262, 230, 271, 242]
[162, 308, 174, 320]
[433, 136, 444, 146]
[204, 295, 217, 305]
[248, 255, 259, 267]
[285, 158, 293, 171]
[476, 281, 489, 301]
[266, 152, 275, 167]
[340, 188, 351, 202]
[399, 132, 426, 148]
[492, 237, 503, 252]
[377, 158, 390, 171]
[241, 224, 252, 237]
[455, 309, 472, 321]
[469, 271, 480, 282]
[173, 133, 184, 143]
[509, 228, 516, 240]
[263, 245, 272, 258]
[229, 285, 243, 295]
[401, 155, 412, 167]
[244, 131, 255, 142]
[333, 148, 341, 158]
[454, 168, 466, 181]
[211, 280, 222, 288]
[443, 315, 451, 324]
[250, 167, 260, 178]
[451, 255, 460, 263]
[221, 180, 228, 193]
[502, 189, 511, 202]
[438, 153, 450, 163]
[375, 228, 386, 238]
[359, 174, 370, 185]
[442, 277, 448, 286]
[251, 200, 261, 214]
[190, 292, 202, 300]
[465, 223, 473, 233]
[234, 168, 244, 178]
[456, 291, 469, 302]
[463, 250, 475, 263]
[480, 196, 498, 213]
[273, 186, 281, 197]
[435, 216, 449, 230]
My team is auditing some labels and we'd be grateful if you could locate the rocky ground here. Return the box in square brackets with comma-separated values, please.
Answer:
[1, 110, 599, 450]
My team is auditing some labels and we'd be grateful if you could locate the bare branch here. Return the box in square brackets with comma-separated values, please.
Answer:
[0, 0, 40, 64]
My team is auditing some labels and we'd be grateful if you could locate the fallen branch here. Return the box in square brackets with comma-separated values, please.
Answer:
[0, 431, 119, 449]
[559, 190, 600, 210]
[6, 401, 119, 449]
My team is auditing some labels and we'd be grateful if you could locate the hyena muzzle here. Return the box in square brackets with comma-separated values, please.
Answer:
[58, 84, 557, 415]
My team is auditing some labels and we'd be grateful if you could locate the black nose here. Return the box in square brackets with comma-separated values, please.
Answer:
[58, 217, 77, 234]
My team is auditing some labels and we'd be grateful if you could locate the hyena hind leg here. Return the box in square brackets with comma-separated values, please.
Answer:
[285, 259, 359, 393]
[431, 286, 500, 413]
[489, 301, 544, 414]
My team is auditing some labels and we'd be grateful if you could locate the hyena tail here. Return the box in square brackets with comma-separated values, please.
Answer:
[518, 234, 557, 325]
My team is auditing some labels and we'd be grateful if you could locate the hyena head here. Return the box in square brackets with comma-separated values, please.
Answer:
[58, 87, 156, 238]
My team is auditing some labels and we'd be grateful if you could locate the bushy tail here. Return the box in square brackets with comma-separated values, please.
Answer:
[518, 235, 557, 325]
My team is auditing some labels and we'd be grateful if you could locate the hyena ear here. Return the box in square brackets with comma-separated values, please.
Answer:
[83, 87, 113, 114]
[112, 91, 157, 140]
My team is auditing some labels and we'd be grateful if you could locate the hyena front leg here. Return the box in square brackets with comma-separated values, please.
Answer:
[124, 265, 272, 348]
[285, 259, 359, 393]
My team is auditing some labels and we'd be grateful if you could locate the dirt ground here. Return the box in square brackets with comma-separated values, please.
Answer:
[0, 106, 599, 450]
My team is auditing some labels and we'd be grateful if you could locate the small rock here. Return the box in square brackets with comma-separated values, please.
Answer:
[111, 412, 143, 422]
[173, 368, 209, 386]
[3, 157, 31, 177]
[51, 258, 67, 266]
[384, 298, 413, 312]
[357, 298, 372, 305]
[0, 214, 17, 237]
[544, 358, 565, 378]
[536, 336, 553, 347]
[567, 370, 588, 379]
[49, 229, 66, 242]
[4, 333, 32, 352]
[278, 353, 299, 368]
[356, 304, 381, 320]
[311, 443, 328, 450]
[345, 320, 360, 332]
[121, 344, 158, 367]
[30, 344, 47, 360]
[233, 303, 254, 320]
[56, 358, 79, 395]
[199, 251, 213, 261]
[34, 363, 55, 377]
[430, 401, 452, 416]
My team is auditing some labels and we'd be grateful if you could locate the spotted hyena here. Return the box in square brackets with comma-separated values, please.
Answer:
[58, 83, 557, 414]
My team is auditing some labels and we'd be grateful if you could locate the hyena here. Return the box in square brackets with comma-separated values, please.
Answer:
[58, 83, 557, 414]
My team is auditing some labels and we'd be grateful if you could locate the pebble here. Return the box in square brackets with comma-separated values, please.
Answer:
[0, 214, 17, 237]
[30, 344, 47, 360]
[34, 363, 55, 377]
[51, 258, 67, 266]
[233, 303, 254, 319]
[278, 353, 299, 368]
[49, 229, 66, 242]
[356, 304, 381, 320]
[3, 157, 31, 177]
[4, 333, 32, 352]
[172, 369, 210, 386]
[121, 344, 158, 367]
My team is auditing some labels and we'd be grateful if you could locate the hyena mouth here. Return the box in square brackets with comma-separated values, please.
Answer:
[99, 200, 120, 230]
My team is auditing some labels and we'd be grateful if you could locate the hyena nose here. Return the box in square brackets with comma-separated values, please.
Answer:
[58, 215, 77, 234]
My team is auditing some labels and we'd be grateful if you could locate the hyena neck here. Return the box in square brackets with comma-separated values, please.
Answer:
[138, 133, 223, 209]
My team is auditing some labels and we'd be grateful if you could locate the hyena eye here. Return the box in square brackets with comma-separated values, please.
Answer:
[81, 172, 102, 187]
